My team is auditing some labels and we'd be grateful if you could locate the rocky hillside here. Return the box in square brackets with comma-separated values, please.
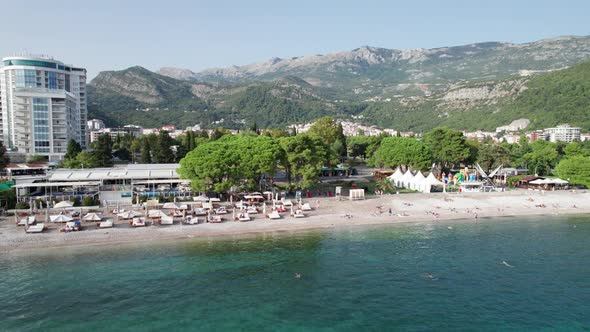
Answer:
[89, 35, 590, 131]
[159, 36, 590, 92]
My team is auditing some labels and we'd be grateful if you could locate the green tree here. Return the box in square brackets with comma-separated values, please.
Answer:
[372, 137, 432, 170]
[0, 142, 9, 171]
[140, 136, 152, 163]
[476, 143, 511, 172]
[521, 140, 559, 175]
[64, 139, 82, 160]
[555, 155, 590, 187]
[153, 131, 175, 163]
[278, 134, 330, 189]
[563, 142, 589, 157]
[178, 134, 283, 193]
[93, 134, 113, 167]
[307, 117, 347, 157]
[424, 127, 470, 169]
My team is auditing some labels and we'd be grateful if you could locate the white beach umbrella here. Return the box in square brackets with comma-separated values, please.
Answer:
[413, 172, 426, 191]
[50, 214, 73, 223]
[162, 202, 179, 209]
[82, 212, 102, 221]
[118, 210, 141, 219]
[54, 201, 74, 209]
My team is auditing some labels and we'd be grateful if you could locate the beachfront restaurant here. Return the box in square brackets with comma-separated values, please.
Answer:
[13, 181, 101, 203]
[41, 164, 190, 205]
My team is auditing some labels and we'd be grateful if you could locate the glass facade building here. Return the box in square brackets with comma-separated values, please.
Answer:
[0, 55, 87, 161]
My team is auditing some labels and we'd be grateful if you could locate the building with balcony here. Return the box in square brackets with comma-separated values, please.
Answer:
[542, 124, 581, 143]
[0, 55, 87, 161]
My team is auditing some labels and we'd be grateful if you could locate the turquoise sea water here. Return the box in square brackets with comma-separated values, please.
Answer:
[1, 215, 590, 331]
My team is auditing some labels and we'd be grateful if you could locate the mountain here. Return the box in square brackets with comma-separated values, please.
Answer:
[158, 36, 590, 91]
[89, 35, 590, 131]
[88, 68, 340, 128]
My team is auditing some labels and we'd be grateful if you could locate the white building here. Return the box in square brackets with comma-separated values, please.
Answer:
[543, 124, 581, 143]
[87, 119, 105, 130]
[0, 55, 87, 161]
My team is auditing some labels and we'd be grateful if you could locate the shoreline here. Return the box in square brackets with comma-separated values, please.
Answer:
[1, 190, 588, 253]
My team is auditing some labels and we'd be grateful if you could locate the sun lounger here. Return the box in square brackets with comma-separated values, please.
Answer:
[160, 214, 174, 225]
[301, 203, 312, 211]
[246, 206, 258, 214]
[183, 216, 203, 225]
[292, 210, 305, 218]
[99, 219, 114, 228]
[209, 215, 223, 223]
[215, 207, 228, 214]
[26, 223, 46, 233]
[17, 216, 36, 226]
[193, 208, 207, 216]
[132, 217, 146, 227]
[268, 211, 281, 220]
[238, 213, 250, 222]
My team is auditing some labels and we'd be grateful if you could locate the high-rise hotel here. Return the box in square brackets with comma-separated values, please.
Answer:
[0, 55, 87, 161]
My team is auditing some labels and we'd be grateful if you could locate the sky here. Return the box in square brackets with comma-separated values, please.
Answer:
[1, 0, 588, 79]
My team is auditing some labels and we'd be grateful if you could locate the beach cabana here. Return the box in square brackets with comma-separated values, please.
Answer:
[82, 212, 102, 222]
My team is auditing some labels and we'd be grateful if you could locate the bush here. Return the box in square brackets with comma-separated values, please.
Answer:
[15, 202, 30, 210]
[82, 196, 97, 206]
[69, 197, 81, 207]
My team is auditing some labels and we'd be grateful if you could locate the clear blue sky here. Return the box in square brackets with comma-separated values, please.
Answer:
[2, 0, 588, 79]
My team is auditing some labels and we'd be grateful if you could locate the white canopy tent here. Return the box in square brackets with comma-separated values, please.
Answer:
[412, 172, 426, 191]
[400, 169, 415, 189]
[422, 173, 444, 193]
[387, 168, 404, 187]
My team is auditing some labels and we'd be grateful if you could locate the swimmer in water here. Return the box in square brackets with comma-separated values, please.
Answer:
[501, 261, 514, 268]
[295, 273, 302, 279]
[421, 273, 434, 279]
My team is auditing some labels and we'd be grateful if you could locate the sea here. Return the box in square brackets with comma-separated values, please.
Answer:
[1, 215, 589, 331]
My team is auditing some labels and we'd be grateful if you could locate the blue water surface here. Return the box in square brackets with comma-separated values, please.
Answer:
[1, 215, 589, 331]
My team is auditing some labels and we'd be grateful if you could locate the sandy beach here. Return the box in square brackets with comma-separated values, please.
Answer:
[1, 190, 589, 253]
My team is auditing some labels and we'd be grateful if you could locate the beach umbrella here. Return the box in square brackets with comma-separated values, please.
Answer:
[118, 210, 141, 219]
[82, 212, 102, 222]
[54, 201, 74, 209]
[50, 214, 73, 223]
[162, 202, 179, 209]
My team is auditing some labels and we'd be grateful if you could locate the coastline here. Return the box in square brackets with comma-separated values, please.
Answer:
[1, 190, 588, 253]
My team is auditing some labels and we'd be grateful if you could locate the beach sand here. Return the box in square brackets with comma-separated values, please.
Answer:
[1, 190, 588, 253]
